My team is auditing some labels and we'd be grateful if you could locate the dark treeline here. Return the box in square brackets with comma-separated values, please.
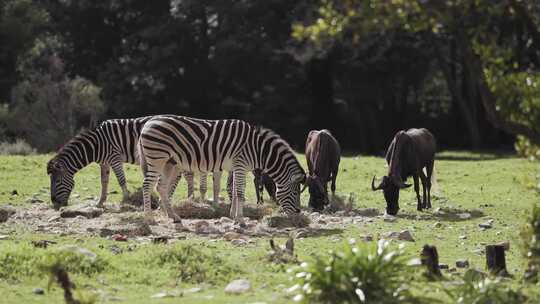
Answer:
[1, 0, 539, 154]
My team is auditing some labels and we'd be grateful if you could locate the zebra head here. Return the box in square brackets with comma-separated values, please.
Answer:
[275, 172, 306, 214]
[47, 158, 75, 209]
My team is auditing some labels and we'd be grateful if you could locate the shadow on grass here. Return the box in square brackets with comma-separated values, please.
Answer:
[397, 207, 485, 222]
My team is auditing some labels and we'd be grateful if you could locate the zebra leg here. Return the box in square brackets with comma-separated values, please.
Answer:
[157, 163, 182, 223]
[142, 170, 159, 225]
[167, 172, 182, 202]
[200, 172, 208, 202]
[226, 172, 233, 202]
[230, 170, 246, 220]
[110, 161, 129, 204]
[98, 163, 110, 208]
[184, 171, 195, 200]
[212, 171, 222, 205]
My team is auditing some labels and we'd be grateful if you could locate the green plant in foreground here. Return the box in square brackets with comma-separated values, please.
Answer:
[521, 204, 540, 282]
[443, 269, 526, 304]
[152, 244, 236, 285]
[288, 239, 426, 304]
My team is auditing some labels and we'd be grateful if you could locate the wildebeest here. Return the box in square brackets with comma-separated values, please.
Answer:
[304, 129, 341, 211]
[371, 128, 436, 215]
[253, 169, 276, 204]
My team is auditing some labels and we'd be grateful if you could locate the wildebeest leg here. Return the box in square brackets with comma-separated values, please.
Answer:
[98, 163, 110, 208]
[331, 169, 338, 194]
[419, 170, 428, 209]
[425, 161, 434, 209]
[413, 174, 422, 211]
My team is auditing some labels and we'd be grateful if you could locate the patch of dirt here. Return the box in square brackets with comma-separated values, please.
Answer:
[0, 199, 385, 241]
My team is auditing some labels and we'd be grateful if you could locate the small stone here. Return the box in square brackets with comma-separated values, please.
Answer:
[223, 232, 245, 241]
[479, 222, 492, 229]
[110, 245, 123, 255]
[231, 239, 249, 246]
[32, 288, 45, 295]
[360, 234, 373, 242]
[151, 292, 175, 298]
[60, 205, 103, 219]
[459, 235, 467, 240]
[219, 217, 234, 224]
[456, 259, 469, 268]
[11, 190, 18, 195]
[383, 214, 397, 222]
[224, 279, 251, 294]
[433, 222, 443, 228]
[458, 213, 471, 220]
[439, 263, 449, 269]
[0, 235, 9, 240]
[398, 230, 414, 242]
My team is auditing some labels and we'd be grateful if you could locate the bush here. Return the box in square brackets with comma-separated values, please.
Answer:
[150, 244, 236, 284]
[521, 204, 540, 282]
[0, 139, 36, 155]
[444, 269, 527, 304]
[288, 239, 424, 303]
[39, 245, 109, 277]
[515, 136, 540, 162]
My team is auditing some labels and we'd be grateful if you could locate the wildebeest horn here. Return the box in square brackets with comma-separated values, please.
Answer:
[371, 176, 383, 191]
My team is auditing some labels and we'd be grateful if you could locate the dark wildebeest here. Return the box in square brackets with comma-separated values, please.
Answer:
[371, 128, 436, 215]
[253, 169, 276, 204]
[304, 129, 341, 211]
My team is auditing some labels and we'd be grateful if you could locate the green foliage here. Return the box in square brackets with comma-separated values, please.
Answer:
[149, 244, 236, 285]
[39, 246, 109, 277]
[0, 138, 36, 155]
[288, 239, 424, 303]
[0, 243, 41, 281]
[521, 204, 540, 282]
[515, 136, 540, 162]
[444, 270, 527, 304]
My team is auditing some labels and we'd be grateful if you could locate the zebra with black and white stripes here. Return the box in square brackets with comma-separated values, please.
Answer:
[138, 115, 306, 224]
[46, 117, 216, 209]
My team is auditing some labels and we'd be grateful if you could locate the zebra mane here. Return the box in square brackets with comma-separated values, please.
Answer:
[256, 125, 299, 155]
[53, 127, 98, 159]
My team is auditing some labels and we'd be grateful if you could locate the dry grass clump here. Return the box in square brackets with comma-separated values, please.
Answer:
[265, 213, 311, 228]
[173, 200, 272, 220]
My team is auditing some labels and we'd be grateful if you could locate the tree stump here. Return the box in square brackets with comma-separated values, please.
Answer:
[421, 245, 442, 279]
[486, 244, 509, 276]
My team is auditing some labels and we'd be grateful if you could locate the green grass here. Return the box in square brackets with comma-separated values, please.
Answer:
[0, 151, 539, 303]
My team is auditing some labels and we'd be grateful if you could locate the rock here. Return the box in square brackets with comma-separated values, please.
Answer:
[439, 263, 449, 269]
[360, 234, 374, 242]
[193, 220, 211, 233]
[150, 292, 178, 298]
[0, 206, 16, 222]
[110, 245, 123, 255]
[458, 213, 471, 220]
[456, 259, 469, 268]
[223, 232, 246, 241]
[433, 222, 443, 228]
[459, 235, 467, 240]
[317, 219, 327, 225]
[59, 245, 97, 261]
[112, 234, 128, 242]
[32, 288, 45, 295]
[382, 214, 397, 222]
[11, 190, 18, 195]
[48, 215, 62, 222]
[478, 222, 492, 229]
[224, 279, 251, 294]
[0, 235, 9, 240]
[230, 239, 249, 246]
[398, 230, 415, 242]
[60, 205, 103, 219]
[219, 217, 234, 224]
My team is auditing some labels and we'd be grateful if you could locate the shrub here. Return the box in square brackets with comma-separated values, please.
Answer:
[0, 139, 36, 155]
[521, 204, 540, 282]
[150, 244, 236, 284]
[39, 245, 109, 277]
[515, 136, 540, 162]
[0, 243, 41, 281]
[444, 269, 527, 304]
[288, 239, 425, 303]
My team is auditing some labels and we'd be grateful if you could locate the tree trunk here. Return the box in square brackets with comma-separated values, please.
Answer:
[307, 56, 335, 131]
[457, 29, 540, 145]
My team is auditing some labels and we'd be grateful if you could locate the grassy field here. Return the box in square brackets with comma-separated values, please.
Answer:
[0, 151, 539, 303]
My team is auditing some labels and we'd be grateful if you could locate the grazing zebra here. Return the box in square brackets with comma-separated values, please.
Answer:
[138, 115, 306, 224]
[46, 117, 217, 209]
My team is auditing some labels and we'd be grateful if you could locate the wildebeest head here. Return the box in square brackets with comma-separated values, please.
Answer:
[47, 158, 74, 209]
[371, 175, 411, 215]
[305, 174, 327, 211]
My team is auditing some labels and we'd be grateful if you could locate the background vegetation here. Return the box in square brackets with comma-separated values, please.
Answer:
[0, 0, 539, 154]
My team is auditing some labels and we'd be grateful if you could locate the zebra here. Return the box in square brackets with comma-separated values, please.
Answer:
[138, 115, 306, 224]
[46, 117, 219, 209]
